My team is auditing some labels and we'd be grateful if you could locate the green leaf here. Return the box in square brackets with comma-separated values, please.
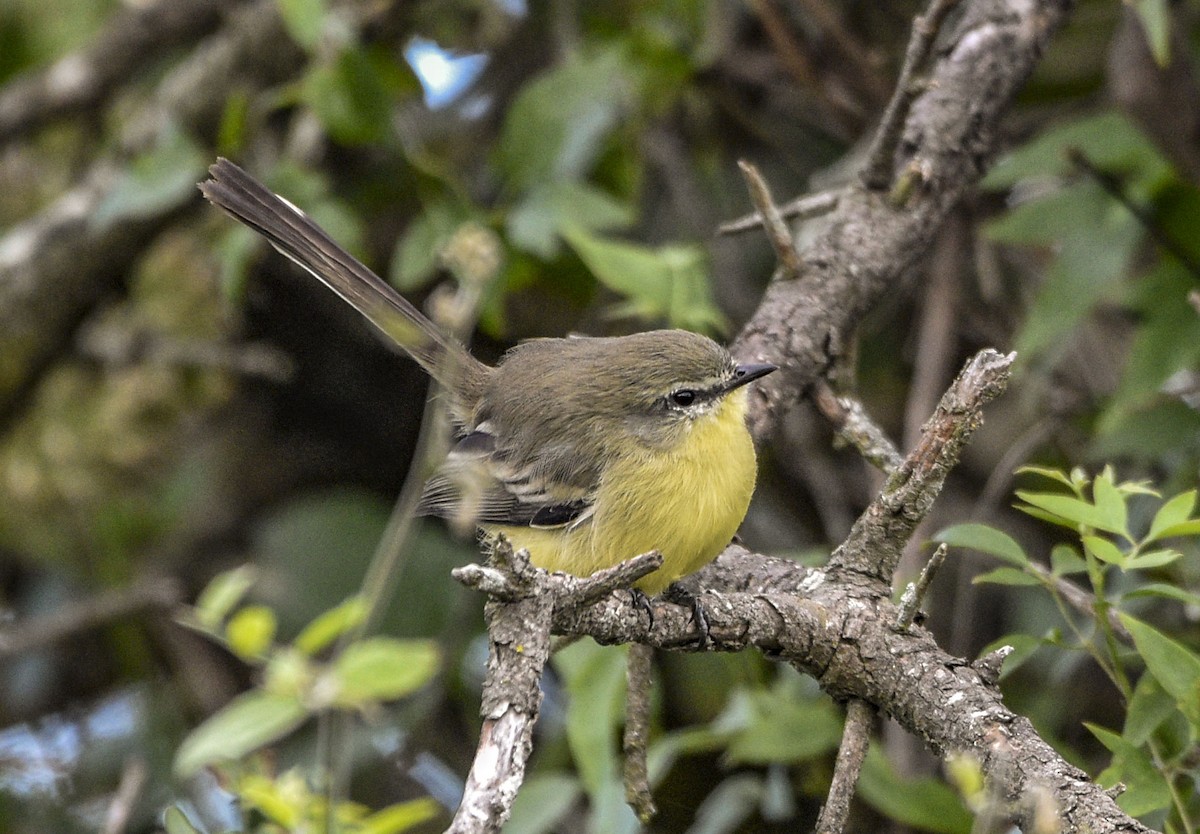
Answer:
[330, 638, 439, 707]
[497, 48, 628, 190]
[358, 798, 441, 834]
[1017, 505, 1081, 529]
[238, 773, 302, 827]
[1082, 535, 1125, 566]
[1086, 723, 1174, 816]
[278, 0, 326, 50]
[226, 604, 277, 659]
[194, 565, 257, 630]
[563, 227, 724, 332]
[1124, 673, 1179, 747]
[1122, 548, 1180, 571]
[302, 47, 394, 145]
[973, 567, 1043, 587]
[983, 111, 1171, 190]
[1149, 519, 1200, 539]
[174, 691, 308, 777]
[555, 640, 628, 799]
[1123, 583, 1200, 607]
[1146, 490, 1197, 542]
[1132, 0, 1171, 66]
[294, 596, 368, 655]
[1015, 465, 1078, 491]
[933, 523, 1029, 566]
[1091, 469, 1129, 538]
[722, 690, 842, 764]
[1015, 490, 1125, 534]
[163, 807, 203, 834]
[1050, 544, 1088, 576]
[92, 125, 207, 229]
[1118, 613, 1200, 727]
[858, 749, 972, 834]
[507, 181, 634, 259]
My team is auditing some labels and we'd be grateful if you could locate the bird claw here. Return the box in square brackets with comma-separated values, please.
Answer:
[629, 587, 655, 631]
[663, 583, 712, 649]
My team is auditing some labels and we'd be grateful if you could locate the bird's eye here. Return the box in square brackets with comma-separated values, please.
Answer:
[670, 389, 696, 407]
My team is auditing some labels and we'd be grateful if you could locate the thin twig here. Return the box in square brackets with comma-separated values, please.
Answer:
[736, 160, 803, 278]
[828, 349, 1014, 583]
[77, 326, 295, 382]
[793, 0, 891, 106]
[623, 643, 656, 824]
[718, 189, 841, 236]
[812, 380, 904, 475]
[860, 0, 963, 190]
[896, 543, 948, 631]
[0, 577, 182, 660]
[815, 700, 875, 834]
[102, 757, 148, 834]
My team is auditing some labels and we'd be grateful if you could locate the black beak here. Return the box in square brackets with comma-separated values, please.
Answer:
[725, 362, 777, 392]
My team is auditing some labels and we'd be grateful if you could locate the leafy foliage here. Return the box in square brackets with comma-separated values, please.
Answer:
[167, 569, 440, 832]
[936, 466, 1200, 829]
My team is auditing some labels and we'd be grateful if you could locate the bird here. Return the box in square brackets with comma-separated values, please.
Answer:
[199, 159, 775, 594]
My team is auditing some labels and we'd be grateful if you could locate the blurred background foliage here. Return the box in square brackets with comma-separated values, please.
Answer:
[0, 0, 1198, 832]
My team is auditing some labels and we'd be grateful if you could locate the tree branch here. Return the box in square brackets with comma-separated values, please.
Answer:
[0, 576, 182, 660]
[0, 0, 306, 420]
[0, 0, 248, 144]
[733, 0, 1075, 439]
[553, 560, 1150, 834]
[449, 544, 663, 834]
[827, 349, 1013, 582]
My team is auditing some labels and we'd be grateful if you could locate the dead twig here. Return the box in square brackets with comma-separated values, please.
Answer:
[815, 700, 875, 834]
[717, 189, 841, 236]
[812, 380, 904, 475]
[737, 160, 803, 278]
[828, 349, 1014, 583]
[860, 0, 963, 190]
[102, 756, 149, 834]
[623, 643, 656, 823]
[0, 576, 182, 660]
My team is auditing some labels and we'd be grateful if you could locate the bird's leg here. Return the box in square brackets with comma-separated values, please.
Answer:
[662, 583, 712, 649]
[628, 587, 656, 632]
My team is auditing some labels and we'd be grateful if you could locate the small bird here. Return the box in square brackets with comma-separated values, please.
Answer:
[199, 159, 775, 594]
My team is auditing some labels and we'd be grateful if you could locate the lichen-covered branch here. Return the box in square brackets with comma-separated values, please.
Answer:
[449, 544, 663, 834]
[827, 349, 1013, 582]
[553, 568, 1149, 834]
[734, 0, 1075, 439]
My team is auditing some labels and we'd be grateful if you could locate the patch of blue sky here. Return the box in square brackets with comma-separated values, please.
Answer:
[405, 37, 489, 109]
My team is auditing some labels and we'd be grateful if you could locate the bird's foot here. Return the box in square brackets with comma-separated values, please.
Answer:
[663, 583, 712, 650]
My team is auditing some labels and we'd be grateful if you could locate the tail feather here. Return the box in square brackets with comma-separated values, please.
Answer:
[200, 158, 486, 410]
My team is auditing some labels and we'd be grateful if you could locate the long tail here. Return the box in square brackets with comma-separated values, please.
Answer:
[199, 158, 487, 408]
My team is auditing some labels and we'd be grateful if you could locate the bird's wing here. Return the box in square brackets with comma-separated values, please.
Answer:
[416, 430, 596, 530]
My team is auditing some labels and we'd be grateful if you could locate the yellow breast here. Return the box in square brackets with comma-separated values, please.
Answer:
[491, 389, 758, 594]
